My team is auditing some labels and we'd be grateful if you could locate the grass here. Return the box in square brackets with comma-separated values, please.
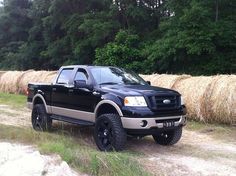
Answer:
[0, 92, 26, 108]
[186, 120, 236, 142]
[0, 124, 149, 176]
[1, 92, 235, 175]
[0, 92, 149, 176]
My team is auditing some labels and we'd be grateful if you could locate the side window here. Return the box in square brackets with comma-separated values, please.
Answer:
[57, 69, 73, 84]
[74, 69, 88, 82]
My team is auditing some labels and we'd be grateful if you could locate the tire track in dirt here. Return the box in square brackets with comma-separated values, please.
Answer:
[127, 130, 236, 176]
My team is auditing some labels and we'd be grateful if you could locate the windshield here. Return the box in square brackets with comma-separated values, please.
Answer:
[90, 67, 148, 85]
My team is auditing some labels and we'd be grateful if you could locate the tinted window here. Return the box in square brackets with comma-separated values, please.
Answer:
[57, 69, 73, 84]
[74, 69, 88, 82]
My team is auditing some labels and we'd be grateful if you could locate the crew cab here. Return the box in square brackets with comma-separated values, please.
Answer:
[27, 65, 187, 151]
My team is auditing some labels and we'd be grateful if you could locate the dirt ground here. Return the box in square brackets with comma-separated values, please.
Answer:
[0, 142, 80, 176]
[0, 104, 236, 176]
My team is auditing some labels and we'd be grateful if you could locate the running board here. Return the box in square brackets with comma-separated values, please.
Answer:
[51, 115, 94, 126]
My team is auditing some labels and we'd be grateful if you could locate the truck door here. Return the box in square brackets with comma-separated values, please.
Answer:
[69, 68, 98, 113]
[51, 68, 74, 109]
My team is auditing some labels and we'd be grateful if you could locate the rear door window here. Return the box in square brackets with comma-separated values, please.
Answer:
[74, 69, 88, 82]
[57, 68, 73, 84]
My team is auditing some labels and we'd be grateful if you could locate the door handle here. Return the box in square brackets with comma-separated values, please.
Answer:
[52, 88, 57, 91]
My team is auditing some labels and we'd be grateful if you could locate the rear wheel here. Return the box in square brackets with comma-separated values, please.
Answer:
[152, 127, 182, 145]
[31, 104, 52, 131]
[94, 114, 126, 151]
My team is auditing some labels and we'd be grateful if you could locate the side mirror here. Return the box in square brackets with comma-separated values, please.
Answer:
[74, 80, 93, 90]
[147, 81, 151, 85]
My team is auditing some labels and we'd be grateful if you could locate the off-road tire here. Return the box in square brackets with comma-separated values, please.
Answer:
[31, 104, 52, 131]
[152, 127, 182, 145]
[94, 113, 127, 151]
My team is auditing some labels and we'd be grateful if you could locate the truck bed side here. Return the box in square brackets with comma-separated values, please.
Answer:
[27, 83, 53, 109]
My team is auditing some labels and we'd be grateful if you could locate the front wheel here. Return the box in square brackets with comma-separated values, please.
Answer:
[31, 104, 52, 131]
[94, 114, 127, 151]
[152, 127, 182, 145]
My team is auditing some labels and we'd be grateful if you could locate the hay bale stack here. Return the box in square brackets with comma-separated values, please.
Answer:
[0, 71, 25, 93]
[41, 71, 57, 83]
[0, 70, 235, 124]
[18, 71, 57, 94]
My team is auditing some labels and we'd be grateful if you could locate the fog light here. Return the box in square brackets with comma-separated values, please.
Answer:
[140, 120, 147, 127]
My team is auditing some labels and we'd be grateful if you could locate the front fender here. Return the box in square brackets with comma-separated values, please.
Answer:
[94, 94, 124, 117]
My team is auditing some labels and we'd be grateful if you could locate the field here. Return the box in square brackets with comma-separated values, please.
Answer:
[0, 93, 236, 175]
[0, 70, 235, 124]
[0, 93, 147, 176]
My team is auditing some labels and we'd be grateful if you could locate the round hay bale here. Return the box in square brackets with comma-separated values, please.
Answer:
[41, 71, 57, 83]
[0, 71, 25, 93]
[148, 74, 163, 87]
[17, 70, 35, 94]
[18, 71, 57, 94]
[170, 76, 213, 122]
[140, 74, 155, 82]
[202, 75, 236, 124]
[144, 74, 191, 89]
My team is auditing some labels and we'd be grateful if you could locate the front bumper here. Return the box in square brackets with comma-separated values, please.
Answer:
[121, 115, 186, 130]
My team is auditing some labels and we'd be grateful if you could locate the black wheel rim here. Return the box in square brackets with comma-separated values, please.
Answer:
[32, 108, 43, 130]
[97, 120, 113, 150]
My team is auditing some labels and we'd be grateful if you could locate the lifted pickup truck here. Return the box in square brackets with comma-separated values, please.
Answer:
[27, 65, 187, 151]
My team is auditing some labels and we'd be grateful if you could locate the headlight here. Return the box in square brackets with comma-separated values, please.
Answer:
[124, 96, 147, 107]
[181, 96, 184, 105]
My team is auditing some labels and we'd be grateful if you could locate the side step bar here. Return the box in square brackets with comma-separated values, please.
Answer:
[51, 115, 94, 126]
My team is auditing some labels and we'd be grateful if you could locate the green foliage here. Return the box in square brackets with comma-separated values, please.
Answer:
[95, 30, 149, 73]
[145, 0, 236, 75]
[0, 0, 235, 75]
[0, 92, 26, 108]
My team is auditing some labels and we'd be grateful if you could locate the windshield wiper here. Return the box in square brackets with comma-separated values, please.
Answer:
[99, 82, 119, 85]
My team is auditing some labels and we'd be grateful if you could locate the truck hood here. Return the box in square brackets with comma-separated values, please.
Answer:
[100, 84, 180, 98]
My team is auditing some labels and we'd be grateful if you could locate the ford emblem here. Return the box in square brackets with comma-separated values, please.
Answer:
[163, 99, 171, 104]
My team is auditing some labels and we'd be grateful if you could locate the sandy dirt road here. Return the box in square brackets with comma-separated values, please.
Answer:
[0, 104, 236, 176]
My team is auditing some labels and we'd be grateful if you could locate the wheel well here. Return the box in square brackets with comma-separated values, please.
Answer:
[33, 97, 44, 105]
[96, 103, 119, 118]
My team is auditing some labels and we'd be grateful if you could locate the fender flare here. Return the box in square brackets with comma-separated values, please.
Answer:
[94, 100, 123, 118]
[32, 94, 51, 114]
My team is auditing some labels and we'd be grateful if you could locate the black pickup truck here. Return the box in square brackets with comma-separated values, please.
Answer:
[27, 65, 187, 151]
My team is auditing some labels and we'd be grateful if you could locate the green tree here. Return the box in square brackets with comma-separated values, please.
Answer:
[0, 0, 32, 69]
[0, 0, 235, 74]
[145, 0, 236, 74]
[95, 30, 149, 73]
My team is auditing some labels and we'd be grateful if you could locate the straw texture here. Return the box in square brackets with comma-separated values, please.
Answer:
[0, 70, 235, 124]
